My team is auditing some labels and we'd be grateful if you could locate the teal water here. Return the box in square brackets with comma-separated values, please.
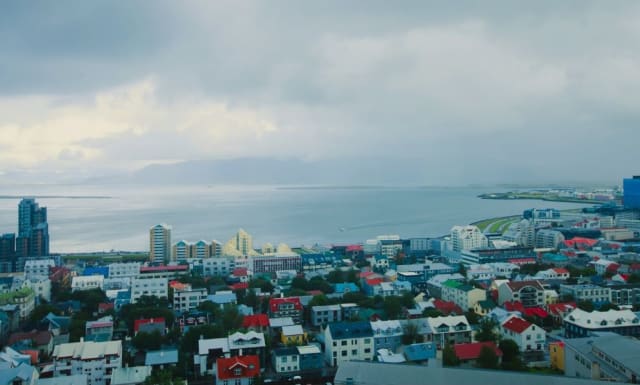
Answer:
[0, 184, 589, 253]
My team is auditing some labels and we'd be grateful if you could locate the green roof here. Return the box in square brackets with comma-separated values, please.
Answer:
[0, 287, 34, 304]
[442, 280, 462, 289]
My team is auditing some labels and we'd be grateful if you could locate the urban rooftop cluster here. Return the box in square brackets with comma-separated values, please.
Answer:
[1, 176, 640, 385]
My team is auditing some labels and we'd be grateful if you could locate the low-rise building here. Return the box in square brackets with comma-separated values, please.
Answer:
[324, 321, 374, 367]
[441, 280, 486, 312]
[52, 340, 122, 385]
[130, 277, 167, 304]
[370, 320, 403, 353]
[563, 308, 640, 338]
[498, 280, 545, 307]
[269, 297, 303, 324]
[425, 315, 472, 347]
[272, 347, 299, 374]
[84, 317, 114, 342]
[215, 355, 260, 385]
[173, 286, 207, 313]
[201, 257, 236, 277]
[563, 332, 640, 383]
[311, 305, 342, 327]
[500, 315, 546, 353]
[559, 284, 611, 305]
[109, 366, 151, 385]
[71, 276, 104, 292]
[453, 342, 502, 366]
[281, 325, 306, 345]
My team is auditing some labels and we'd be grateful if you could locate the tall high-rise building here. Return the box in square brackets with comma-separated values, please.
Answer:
[0, 233, 16, 273]
[16, 198, 49, 258]
[451, 225, 488, 252]
[223, 228, 260, 257]
[623, 176, 640, 209]
[149, 224, 171, 265]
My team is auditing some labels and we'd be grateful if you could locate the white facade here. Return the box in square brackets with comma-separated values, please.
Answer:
[502, 219, 535, 247]
[72, 276, 104, 292]
[590, 259, 616, 275]
[107, 263, 140, 279]
[149, 224, 171, 264]
[28, 275, 51, 302]
[425, 315, 472, 347]
[323, 323, 374, 367]
[441, 283, 487, 312]
[173, 286, 208, 313]
[130, 277, 168, 303]
[500, 315, 546, 352]
[24, 259, 55, 278]
[535, 229, 565, 249]
[201, 257, 236, 277]
[52, 340, 122, 385]
[451, 226, 488, 252]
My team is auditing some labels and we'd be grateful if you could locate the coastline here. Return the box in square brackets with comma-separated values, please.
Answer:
[478, 192, 607, 205]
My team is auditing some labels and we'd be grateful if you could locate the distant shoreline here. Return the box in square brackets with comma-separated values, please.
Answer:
[0, 195, 112, 199]
[478, 192, 604, 205]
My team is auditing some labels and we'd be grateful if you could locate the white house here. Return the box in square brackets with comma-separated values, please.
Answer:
[71, 276, 104, 292]
[425, 315, 472, 347]
[324, 322, 374, 367]
[130, 277, 168, 303]
[52, 340, 122, 385]
[499, 315, 545, 353]
[24, 259, 55, 278]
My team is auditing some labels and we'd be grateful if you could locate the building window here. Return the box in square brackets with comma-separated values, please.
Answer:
[341, 351, 347, 357]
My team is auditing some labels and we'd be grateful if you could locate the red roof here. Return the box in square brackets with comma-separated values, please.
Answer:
[140, 265, 188, 273]
[242, 314, 270, 329]
[606, 263, 620, 273]
[547, 302, 576, 316]
[307, 290, 324, 296]
[169, 280, 190, 290]
[269, 297, 302, 313]
[454, 342, 503, 360]
[346, 245, 363, 252]
[433, 299, 463, 315]
[503, 301, 525, 313]
[360, 271, 376, 278]
[8, 330, 52, 346]
[229, 282, 249, 291]
[509, 258, 536, 265]
[553, 268, 569, 274]
[523, 307, 549, 319]
[365, 278, 384, 286]
[502, 316, 532, 334]
[232, 268, 248, 276]
[134, 317, 166, 332]
[216, 355, 260, 380]
[98, 303, 114, 312]
[20, 350, 39, 364]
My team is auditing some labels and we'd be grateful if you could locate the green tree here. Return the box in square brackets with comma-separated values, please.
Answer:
[499, 338, 526, 371]
[401, 321, 423, 345]
[383, 296, 403, 319]
[291, 277, 309, 291]
[464, 310, 481, 325]
[215, 305, 244, 332]
[249, 278, 274, 293]
[422, 308, 443, 318]
[132, 330, 164, 351]
[475, 319, 498, 342]
[577, 300, 595, 312]
[443, 343, 460, 367]
[476, 346, 499, 369]
[180, 324, 225, 354]
[326, 269, 344, 284]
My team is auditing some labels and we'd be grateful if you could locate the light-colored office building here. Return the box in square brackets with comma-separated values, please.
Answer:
[451, 226, 488, 252]
[149, 224, 171, 265]
[131, 277, 168, 304]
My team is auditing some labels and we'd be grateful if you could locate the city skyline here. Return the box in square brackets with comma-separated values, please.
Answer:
[1, 2, 640, 185]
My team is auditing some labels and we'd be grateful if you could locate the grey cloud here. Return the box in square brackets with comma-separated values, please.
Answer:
[1, 1, 640, 184]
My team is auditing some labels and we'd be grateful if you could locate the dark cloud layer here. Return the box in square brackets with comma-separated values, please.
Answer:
[1, 1, 639, 185]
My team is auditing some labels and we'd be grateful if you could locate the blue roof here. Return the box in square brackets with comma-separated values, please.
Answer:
[83, 266, 109, 277]
[117, 291, 131, 300]
[328, 321, 373, 339]
[334, 283, 359, 294]
[273, 347, 298, 357]
[542, 253, 568, 262]
[207, 292, 237, 304]
[404, 342, 437, 361]
[145, 349, 178, 366]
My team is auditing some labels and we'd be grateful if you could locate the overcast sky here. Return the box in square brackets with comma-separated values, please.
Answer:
[1, 1, 639, 185]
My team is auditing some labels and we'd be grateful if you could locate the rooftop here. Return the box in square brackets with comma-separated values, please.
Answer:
[334, 361, 627, 385]
[328, 321, 373, 339]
